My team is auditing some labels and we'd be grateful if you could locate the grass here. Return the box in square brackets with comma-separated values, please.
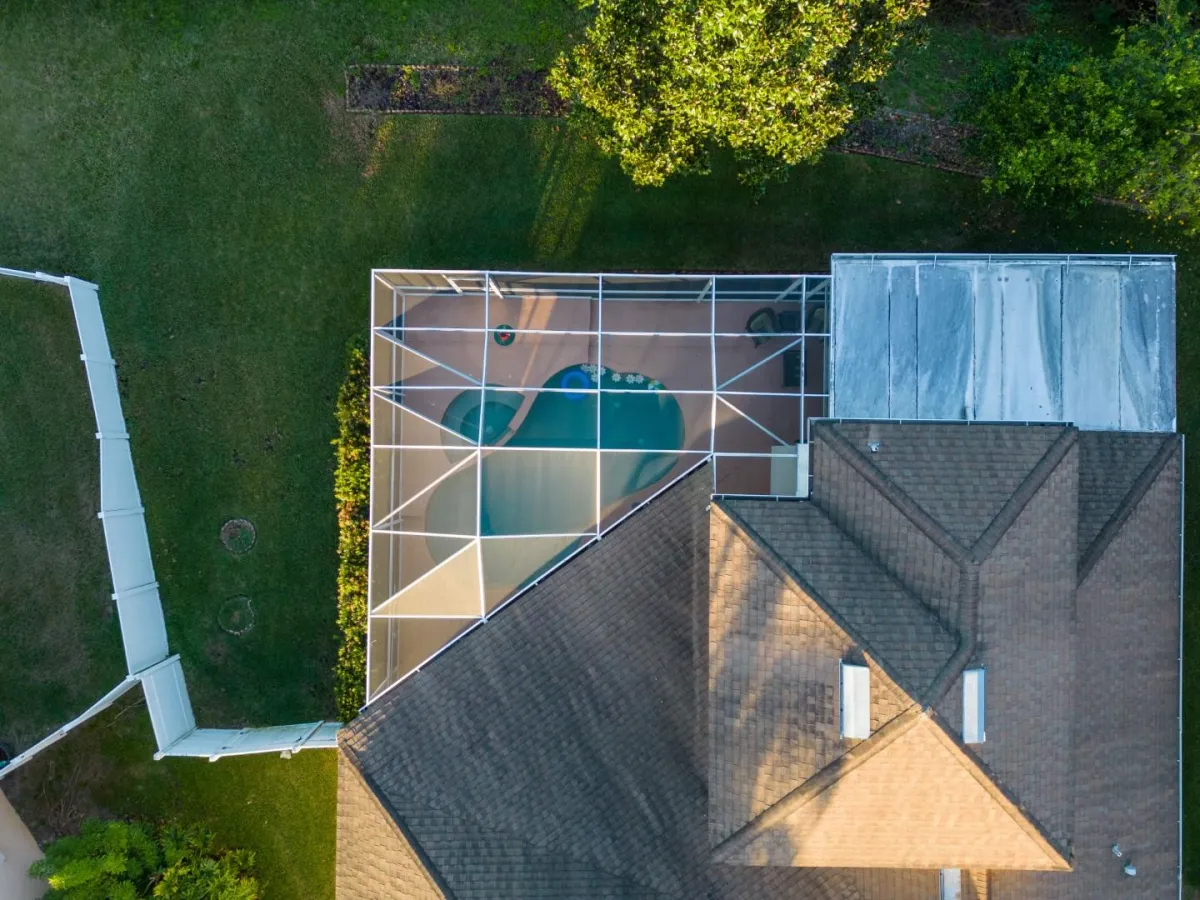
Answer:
[882, 23, 1016, 116]
[0, 1, 1197, 897]
[3, 700, 335, 900]
[0, 278, 126, 748]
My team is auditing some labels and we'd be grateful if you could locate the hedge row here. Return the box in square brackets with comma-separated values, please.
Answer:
[333, 339, 369, 722]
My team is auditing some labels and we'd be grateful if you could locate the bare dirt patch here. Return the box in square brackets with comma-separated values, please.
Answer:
[345, 64, 567, 116]
[2, 694, 147, 842]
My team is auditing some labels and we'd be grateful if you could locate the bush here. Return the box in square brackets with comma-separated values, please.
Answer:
[153, 826, 257, 900]
[29, 820, 258, 900]
[332, 338, 370, 722]
[550, 0, 929, 188]
[964, 13, 1200, 232]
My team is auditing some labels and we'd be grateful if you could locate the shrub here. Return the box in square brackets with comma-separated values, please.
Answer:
[153, 825, 258, 900]
[964, 13, 1200, 232]
[30, 820, 258, 900]
[550, 0, 929, 188]
[332, 338, 370, 722]
[30, 819, 158, 899]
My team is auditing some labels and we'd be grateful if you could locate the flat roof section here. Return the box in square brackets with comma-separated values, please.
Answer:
[830, 254, 1176, 431]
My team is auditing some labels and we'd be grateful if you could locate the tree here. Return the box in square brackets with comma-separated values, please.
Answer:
[30, 820, 259, 900]
[550, 0, 929, 187]
[964, 13, 1200, 233]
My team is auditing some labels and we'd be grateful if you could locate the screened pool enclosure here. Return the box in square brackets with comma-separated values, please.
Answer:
[368, 270, 831, 701]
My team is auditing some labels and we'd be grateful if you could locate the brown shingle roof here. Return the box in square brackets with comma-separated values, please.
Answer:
[991, 443, 1182, 900]
[719, 499, 958, 699]
[343, 470, 713, 899]
[712, 710, 1070, 870]
[928, 442, 1080, 855]
[1077, 432, 1177, 581]
[336, 749, 448, 900]
[822, 422, 1066, 551]
[1076, 431, 1167, 557]
[337, 424, 1180, 900]
[707, 506, 915, 845]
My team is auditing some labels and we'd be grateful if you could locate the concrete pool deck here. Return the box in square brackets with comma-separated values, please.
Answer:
[366, 271, 831, 699]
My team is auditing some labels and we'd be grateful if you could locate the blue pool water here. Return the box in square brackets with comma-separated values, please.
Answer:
[426, 363, 685, 541]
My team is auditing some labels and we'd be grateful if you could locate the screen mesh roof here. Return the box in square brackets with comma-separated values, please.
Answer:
[830, 254, 1176, 430]
[367, 269, 830, 702]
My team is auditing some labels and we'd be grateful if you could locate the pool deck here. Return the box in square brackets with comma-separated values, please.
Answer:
[366, 271, 830, 699]
[391, 291, 825, 494]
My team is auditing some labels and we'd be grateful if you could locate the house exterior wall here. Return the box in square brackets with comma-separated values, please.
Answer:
[0, 789, 46, 900]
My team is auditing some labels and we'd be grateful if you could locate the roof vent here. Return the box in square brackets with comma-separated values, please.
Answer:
[1124, 863, 1137, 877]
[939, 868, 962, 900]
[1112, 843, 1123, 858]
[962, 668, 986, 744]
[840, 662, 871, 739]
[867, 440, 881, 453]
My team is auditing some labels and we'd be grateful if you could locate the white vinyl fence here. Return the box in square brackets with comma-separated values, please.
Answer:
[0, 268, 337, 778]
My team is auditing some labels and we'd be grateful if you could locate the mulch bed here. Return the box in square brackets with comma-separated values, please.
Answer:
[345, 63, 981, 176]
[346, 64, 567, 117]
[835, 107, 983, 177]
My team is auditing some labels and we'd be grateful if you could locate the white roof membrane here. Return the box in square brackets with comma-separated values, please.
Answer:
[830, 255, 1176, 431]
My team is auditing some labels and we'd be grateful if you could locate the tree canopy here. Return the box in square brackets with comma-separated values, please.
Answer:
[965, 12, 1200, 233]
[550, 0, 928, 187]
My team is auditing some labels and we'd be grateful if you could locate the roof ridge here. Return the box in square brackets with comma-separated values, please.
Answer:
[1078, 435, 1179, 584]
[713, 501, 928, 704]
[812, 421, 972, 566]
[338, 746, 458, 900]
[921, 712, 1072, 871]
[710, 708, 925, 863]
[970, 426, 1078, 563]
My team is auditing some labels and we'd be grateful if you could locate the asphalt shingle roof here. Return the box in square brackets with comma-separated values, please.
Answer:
[720, 499, 958, 699]
[338, 425, 1181, 900]
[1077, 431, 1169, 560]
[336, 750, 447, 900]
[707, 506, 915, 845]
[824, 422, 1065, 550]
[714, 710, 1069, 871]
[343, 470, 715, 900]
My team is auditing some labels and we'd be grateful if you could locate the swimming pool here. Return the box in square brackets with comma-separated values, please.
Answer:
[424, 364, 684, 589]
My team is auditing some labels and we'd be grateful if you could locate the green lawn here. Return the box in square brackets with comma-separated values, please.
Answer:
[0, 278, 126, 748]
[882, 22, 1015, 116]
[0, 2, 1197, 898]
